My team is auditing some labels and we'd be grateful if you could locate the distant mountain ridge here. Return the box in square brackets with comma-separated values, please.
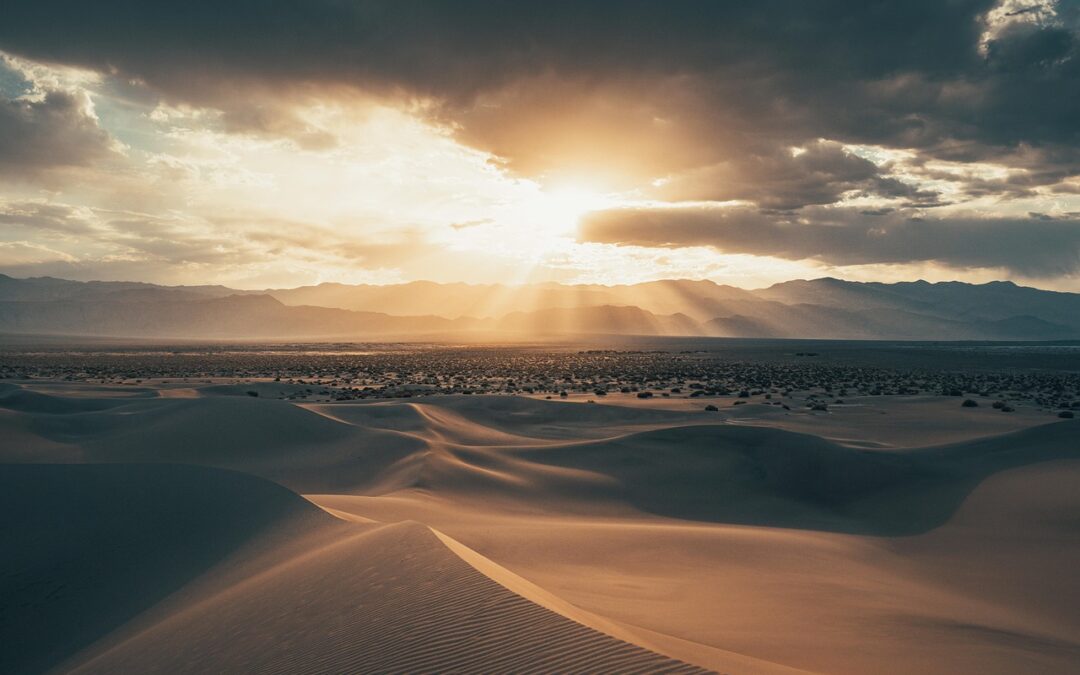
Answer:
[0, 274, 1077, 340]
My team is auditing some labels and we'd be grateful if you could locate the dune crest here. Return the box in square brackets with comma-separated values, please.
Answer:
[431, 527, 808, 674]
[1, 461, 708, 674]
[62, 519, 707, 674]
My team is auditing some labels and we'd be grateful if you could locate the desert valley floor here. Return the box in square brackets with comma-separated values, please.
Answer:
[2, 342, 1079, 674]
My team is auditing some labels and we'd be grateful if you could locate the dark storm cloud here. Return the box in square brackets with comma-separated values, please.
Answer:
[579, 206, 1080, 277]
[0, 90, 114, 177]
[0, 2, 982, 97]
[655, 141, 942, 210]
[1, 2, 1076, 170]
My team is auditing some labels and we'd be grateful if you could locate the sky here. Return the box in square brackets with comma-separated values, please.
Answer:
[0, 0, 1078, 290]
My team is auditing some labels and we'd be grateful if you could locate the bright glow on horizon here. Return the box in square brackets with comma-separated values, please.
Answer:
[524, 186, 612, 236]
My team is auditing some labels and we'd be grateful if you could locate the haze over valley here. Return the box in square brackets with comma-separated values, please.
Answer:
[3, 274, 1079, 340]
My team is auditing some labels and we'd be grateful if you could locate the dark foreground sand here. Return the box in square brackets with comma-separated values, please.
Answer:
[1, 380, 1078, 674]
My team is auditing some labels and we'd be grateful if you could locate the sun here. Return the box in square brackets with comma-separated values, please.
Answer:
[524, 185, 612, 236]
[444, 179, 618, 280]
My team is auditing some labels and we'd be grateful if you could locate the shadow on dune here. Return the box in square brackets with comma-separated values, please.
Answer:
[0, 463, 335, 675]
[0, 385, 137, 414]
[2, 390, 427, 494]
[431, 394, 704, 438]
[0, 463, 707, 675]
[2, 386, 1077, 537]
[509, 420, 1080, 535]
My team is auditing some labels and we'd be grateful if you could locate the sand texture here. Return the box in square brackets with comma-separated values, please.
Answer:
[2, 380, 1078, 674]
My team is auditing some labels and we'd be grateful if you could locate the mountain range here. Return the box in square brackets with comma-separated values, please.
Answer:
[1, 274, 1078, 341]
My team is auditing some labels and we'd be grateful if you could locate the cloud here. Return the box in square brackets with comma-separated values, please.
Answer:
[0, 200, 97, 234]
[0, 89, 115, 178]
[652, 141, 941, 210]
[579, 205, 1080, 276]
[0, 1, 1078, 287]
[0, 240, 75, 265]
[0, 198, 476, 286]
[1, 1, 1076, 192]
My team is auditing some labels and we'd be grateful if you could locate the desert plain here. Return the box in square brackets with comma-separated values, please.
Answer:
[1, 340, 1078, 674]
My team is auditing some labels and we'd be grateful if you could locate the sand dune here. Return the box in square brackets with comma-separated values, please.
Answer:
[498, 419, 1080, 533]
[541, 391, 1054, 448]
[0, 385, 137, 414]
[2, 380, 1078, 673]
[0, 391, 426, 493]
[2, 382, 1075, 534]
[316, 458, 1080, 674]
[1, 462, 707, 674]
[0, 463, 331, 674]
[65, 519, 705, 674]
